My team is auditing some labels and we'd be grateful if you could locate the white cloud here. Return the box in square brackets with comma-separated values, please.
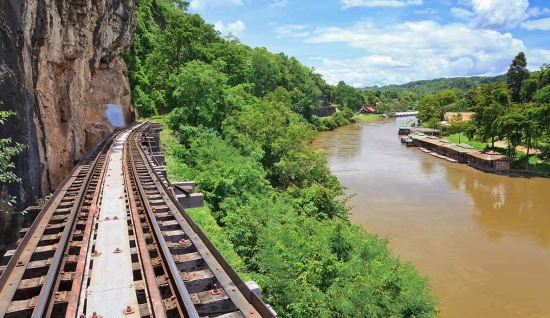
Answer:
[451, 0, 530, 29]
[341, 0, 423, 9]
[270, 0, 288, 7]
[451, 7, 474, 20]
[528, 7, 550, 18]
[305, 20, 547, 86]
[214, 20, 246, 36]
[521, 17, 550, 30]
[471, 0, 529, 28]
[190, 0, 243, 10]
[274, 24, 310, 38]
[414, 8, 437, 15]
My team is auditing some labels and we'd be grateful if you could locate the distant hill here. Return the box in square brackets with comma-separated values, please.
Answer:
[364, 75, 506, 95]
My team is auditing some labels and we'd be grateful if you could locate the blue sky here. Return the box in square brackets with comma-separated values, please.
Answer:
[189, 0, 550, 87]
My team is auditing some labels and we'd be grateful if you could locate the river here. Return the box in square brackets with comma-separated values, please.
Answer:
[310, 117, 550, 317]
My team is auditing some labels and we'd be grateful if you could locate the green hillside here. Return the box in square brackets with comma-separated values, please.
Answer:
[364, 75, 506, 94]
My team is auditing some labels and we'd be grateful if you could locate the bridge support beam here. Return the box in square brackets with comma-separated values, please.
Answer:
[176, 193, 204, 209]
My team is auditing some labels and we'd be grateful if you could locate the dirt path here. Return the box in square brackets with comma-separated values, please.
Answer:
[493, 140, 541, 154]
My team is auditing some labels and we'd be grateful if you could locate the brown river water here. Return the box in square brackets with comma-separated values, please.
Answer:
[309, 117, 550, 318]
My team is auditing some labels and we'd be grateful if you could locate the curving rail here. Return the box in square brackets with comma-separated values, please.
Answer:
[0, 122, 276, 318]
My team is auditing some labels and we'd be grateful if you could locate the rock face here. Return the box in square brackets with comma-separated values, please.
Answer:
[0, 0, 137, 206]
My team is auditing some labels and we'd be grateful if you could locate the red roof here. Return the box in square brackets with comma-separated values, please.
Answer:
[469, 150, 511, 161]
[366, 107, 376, 112]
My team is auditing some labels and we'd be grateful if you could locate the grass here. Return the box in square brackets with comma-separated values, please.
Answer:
[446, 133, 487, 150]
[512, 151, 550, 173]
[352, 113, 389, 123]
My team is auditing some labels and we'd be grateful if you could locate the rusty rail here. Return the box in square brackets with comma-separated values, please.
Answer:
[0, 130, 121, 317]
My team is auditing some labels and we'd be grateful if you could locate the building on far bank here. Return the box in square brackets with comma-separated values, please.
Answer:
[467, 150, 511, 171]
[359, 106, 377, 114]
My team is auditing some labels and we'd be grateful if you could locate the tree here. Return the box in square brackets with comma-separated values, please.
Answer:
[250, 48, 280, 97]
[170, 61, 229, 131]
[495, 110, 524, 160]
[470, 82, 510, 147]
[434, 88, 460, 107]
[506, 52, 530, 103]
[334, 81, 363, 111]
[417, 94, 439, 123]
[425, 118, 442, 133]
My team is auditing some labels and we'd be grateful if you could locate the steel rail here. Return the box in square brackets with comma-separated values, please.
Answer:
[123, 126, 168, 318]
[0, 133, 112, 316]
[137, 125, 275, 317]
[129, 125, 200, 318]
[32, 130, 124, 318]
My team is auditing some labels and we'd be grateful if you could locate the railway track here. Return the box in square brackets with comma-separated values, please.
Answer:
[0, 127, 123, 317]
[0, 122, 275, 318]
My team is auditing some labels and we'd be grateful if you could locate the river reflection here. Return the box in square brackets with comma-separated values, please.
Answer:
[461, 172, 550, 248]
[310, 118, 550, 317]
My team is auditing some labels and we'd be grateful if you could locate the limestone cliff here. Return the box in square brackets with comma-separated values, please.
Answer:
[0, 0, 137, 206]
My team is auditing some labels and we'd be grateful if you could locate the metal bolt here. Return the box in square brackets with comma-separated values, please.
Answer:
[114, 247, 123, 253]
[211, 283, 221, 295]
[92, 250, 102, 257]
[123, 305, 134, 315]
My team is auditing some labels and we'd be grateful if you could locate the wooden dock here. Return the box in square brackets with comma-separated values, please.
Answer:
[418, 147, 458, 163]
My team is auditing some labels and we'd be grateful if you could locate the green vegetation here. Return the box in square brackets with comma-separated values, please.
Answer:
[129, 1, 438, 316]
[0, 106, 26, 209]
[364, 75, 505, 95]
[360, 90, 420, 115]
[124, 0, 363, 125]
